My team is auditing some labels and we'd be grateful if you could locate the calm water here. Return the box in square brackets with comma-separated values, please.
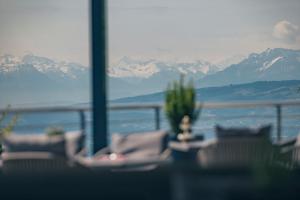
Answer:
[2, 104, 299, 154]
[6, 105, 300, 141]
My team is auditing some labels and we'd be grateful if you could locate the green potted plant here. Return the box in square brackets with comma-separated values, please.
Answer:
[165, 75, 201, 140]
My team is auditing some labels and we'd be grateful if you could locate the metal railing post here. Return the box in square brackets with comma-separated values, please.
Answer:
[154, 107, 160, 130]
[276, 105, 282, 141]
[79, 110, 86, 135]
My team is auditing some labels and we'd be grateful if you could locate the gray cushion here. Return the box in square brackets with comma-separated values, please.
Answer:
[110, 131, 168, 160]
[3, 134, 66, 157]
[216, 125, 271, 139]
[3, 131, 85, 158]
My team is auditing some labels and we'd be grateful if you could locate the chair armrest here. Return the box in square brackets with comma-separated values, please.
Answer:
[197, 139, 217, 167]
[94, 147, 111, 157]
[273, 137, 297, 155]
[273, 137, 297, 148]
[199, 139, 217, 149]
[197, 139, 217, 157]
[160, 148, 172, 160]
[75, 148, 87, 157]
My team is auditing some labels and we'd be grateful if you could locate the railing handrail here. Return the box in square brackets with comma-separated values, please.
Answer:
[2, 99, 300, 141]
[0, 106, 89, 114]
[1, 99, 300, 113]
[198, 99, 300, 109]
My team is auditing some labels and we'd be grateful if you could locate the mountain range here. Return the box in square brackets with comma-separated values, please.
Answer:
[198, 48, 300, 87]
[112, 80, 300, 104]
[0, 54, 90, 106]
[108, 56, 222, 98]
[110, 48, 300, 97]
[0, 48, 300, 106]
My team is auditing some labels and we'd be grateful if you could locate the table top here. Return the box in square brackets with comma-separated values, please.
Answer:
[76, 156, 171, 170]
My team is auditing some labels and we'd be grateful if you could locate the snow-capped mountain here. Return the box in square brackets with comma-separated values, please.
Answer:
[107, 56, 220, 98]
[0, 54, 90, 106]
[0, 54, 88, 79]
[198, 48, 300, 87]
[108, 56, 219, 78]
[108, 57, 158, 78]
[0, 54, 22, 73]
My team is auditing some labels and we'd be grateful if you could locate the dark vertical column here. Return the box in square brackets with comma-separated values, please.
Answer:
[90, 0, 107, 153]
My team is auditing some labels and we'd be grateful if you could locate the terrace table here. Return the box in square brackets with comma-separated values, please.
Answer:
[76, 156, 171, 171]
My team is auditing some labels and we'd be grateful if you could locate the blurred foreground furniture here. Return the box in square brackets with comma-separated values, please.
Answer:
[276, 134, 300, 168]
[2, 129, 300, 200]
[1, 131, 85, 174]
[291, 135, 300, 167]
[1, 152, 71, 174]
[198, 125, 274, 168]
[0, 132, 170, 200]
[79, 130, 170, 171]
[171, 165, 300, 200]
[172, 125, 300, 200]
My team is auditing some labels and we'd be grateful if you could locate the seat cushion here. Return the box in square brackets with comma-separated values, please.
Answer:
[216, 125, 271, 139]
[3, 131, 85, 158]
[3, 134, 66, 157]
[110, 131, 168, 160]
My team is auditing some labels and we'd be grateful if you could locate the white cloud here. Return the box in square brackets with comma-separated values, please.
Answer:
[273, 20, 299, 43]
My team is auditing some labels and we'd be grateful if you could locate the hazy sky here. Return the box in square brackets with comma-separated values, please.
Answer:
[1, 0, 300, 66]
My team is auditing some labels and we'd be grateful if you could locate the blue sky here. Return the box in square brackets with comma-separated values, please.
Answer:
[0, 0, 300, 65]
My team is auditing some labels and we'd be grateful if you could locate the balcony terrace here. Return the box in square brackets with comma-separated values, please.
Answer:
[1, 0, 300, 199]
[0, 100, 300, 199]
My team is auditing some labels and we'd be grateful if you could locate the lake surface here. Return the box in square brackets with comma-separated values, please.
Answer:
[7, 105, 300, 142]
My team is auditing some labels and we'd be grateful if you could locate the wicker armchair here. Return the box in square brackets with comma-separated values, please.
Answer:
[277, 136, 300, 169]
[1, 131, 86, 174]
[198, 138, 274, 168]
[198, 125, 274, 168]
[1, 152, 71, 174]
